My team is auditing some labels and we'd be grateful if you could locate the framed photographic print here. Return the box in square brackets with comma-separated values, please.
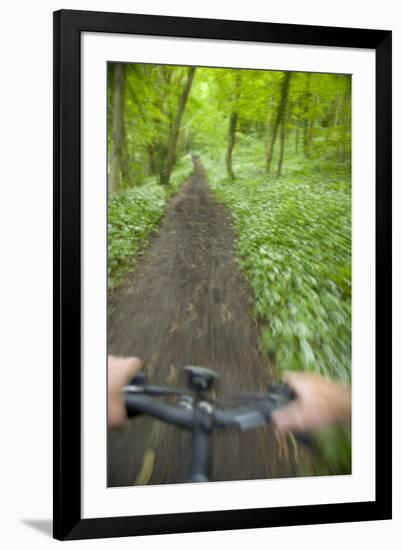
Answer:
[53, 9, 392, 540]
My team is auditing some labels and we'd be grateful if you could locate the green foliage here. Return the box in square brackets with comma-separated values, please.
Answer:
[108, 64, 199, 190]
[108, 185, 165, 291]
[186, 69, 351, 172]
[312, 427, 352, 475]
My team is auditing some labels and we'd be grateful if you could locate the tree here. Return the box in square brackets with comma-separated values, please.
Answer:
[226, 111, 238, 178]
[293, 96, 303, 153]
[266, 72, 292, 174]
[277, 93, 291, 177]
[160, 67, 196, 185]
[109, 63, 125, 194]
[225, 72, 241, 179]
[338, 77, 351, 163]
[302, 73, 312, 159]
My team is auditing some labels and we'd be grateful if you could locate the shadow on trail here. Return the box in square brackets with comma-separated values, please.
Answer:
[108, 157, 298, 486]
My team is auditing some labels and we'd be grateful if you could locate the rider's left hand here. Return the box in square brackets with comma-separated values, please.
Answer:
[108, 355, 143, 429]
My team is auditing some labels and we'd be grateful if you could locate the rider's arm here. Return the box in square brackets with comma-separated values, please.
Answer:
[271, 371, 351, 433]
[108, 355, 143, 429]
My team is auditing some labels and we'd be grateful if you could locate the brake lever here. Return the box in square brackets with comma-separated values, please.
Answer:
[234, 382, 294, 428]
[236, 382, 295, 405]
[266, 382, 295, 407]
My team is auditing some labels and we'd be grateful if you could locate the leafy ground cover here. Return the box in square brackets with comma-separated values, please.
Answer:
[108, 154, 193, 290]
[205, 139, 351, 383]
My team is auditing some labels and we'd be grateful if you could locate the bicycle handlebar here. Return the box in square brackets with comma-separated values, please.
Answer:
[125, 393, 194, 428]
[124, 387, 292, 431]
[123, 377, 294, 483]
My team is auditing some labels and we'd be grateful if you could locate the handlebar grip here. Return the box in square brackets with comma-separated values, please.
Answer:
[125, 393, 141, 418]
[124, 393, 194, 429]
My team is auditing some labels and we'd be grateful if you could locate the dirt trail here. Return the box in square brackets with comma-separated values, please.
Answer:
[108, 158, 297, 486]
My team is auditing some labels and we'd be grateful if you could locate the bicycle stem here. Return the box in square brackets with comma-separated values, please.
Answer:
[186, 402, 214, 483]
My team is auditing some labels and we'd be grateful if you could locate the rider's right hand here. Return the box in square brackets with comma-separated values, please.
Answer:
[271, 371, 351, 433]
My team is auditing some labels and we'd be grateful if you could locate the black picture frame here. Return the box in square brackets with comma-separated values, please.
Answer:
[53, 9, 392, 541]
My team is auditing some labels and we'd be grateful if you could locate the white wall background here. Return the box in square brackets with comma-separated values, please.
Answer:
[0, 0, 400, 548]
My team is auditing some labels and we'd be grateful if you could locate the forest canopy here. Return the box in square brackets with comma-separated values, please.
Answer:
[107, 63, 351, 191]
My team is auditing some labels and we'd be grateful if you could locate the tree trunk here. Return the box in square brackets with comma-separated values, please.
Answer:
[326, 94, 340, 143]
[339, 78, 351, 163]
[225, 72, 241, 179]
[109, 63, 125, 194]
[334, 92, 342, 126]
[307, 118, 314, 154]
[264, 95, 274, 165]
[294, 96, 302, 153]
[121, 126, 130, 184]
[160, 67, 196, 185]
[225, 111, 238, 178]
[277, 92, 292, 176]
[266, 72, 291, 173]
[303, 73, 311, 159]
[277, 119, 286, 177]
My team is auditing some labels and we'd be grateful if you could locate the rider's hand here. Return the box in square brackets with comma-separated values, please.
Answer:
[108, 355, 143, 429]
[271, 371, 351, 433]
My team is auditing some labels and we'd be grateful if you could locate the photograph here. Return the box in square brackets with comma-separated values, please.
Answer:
[1, 0, 396, 543]
[106, 62, 352, 487]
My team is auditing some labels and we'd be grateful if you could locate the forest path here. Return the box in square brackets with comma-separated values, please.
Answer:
[108, 157, 297, 486]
